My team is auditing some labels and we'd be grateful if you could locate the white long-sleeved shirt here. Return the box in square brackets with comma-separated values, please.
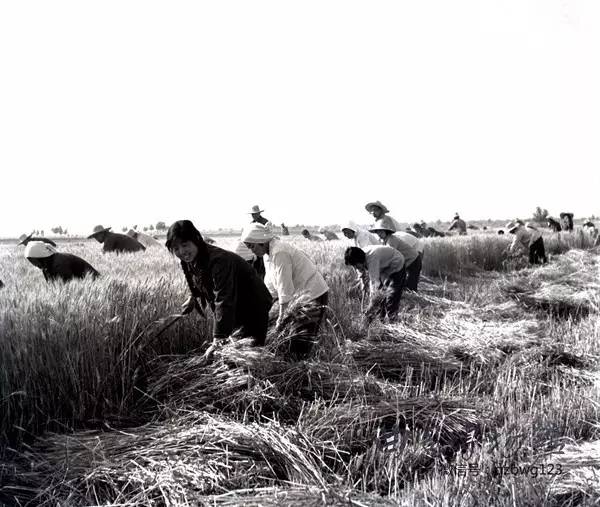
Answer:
[392, 231, 424, 254]
[510, 226, 542, 252]
[265, 238, 328, 304]
[384, 234, 419, 267]
[363, 245, 405, 294]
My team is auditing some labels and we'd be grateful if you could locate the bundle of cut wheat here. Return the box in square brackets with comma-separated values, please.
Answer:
[6, 412, 327, 506]
[501, 250, 600, 318]
[196, 486, 398, 506]
[298, 397, 484, 455]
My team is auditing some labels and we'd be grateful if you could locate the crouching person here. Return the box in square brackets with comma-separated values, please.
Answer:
[369, 221, 423, 291]
[25, 241, 99, 282]
[166, 220, 273, 349]
[241, 223, 329, 360]
[344, 245, 406, 323]
[506, 221, 547, 264]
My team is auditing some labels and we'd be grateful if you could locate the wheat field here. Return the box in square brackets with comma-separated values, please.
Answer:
[1, 231, 599, 506]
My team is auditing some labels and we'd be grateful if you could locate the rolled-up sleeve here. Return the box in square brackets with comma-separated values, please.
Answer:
[271, 252, 295, 304]
[211, 261, 237, 338]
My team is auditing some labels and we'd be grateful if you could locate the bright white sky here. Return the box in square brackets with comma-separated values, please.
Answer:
[1, 1, 599, 237]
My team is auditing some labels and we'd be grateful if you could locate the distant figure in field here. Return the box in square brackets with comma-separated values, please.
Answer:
[341, 222, 381, 248]
[427, 226, 446, 237]
[242, 223, 329, 360]
[582, 220, 598, 238]
[18, 233, 57, 247]
[281, 223, 290, 236]
[344, 245, 406, 322]
[498, 229, 505, 235]
[467, 224, 479, 230]
[370, 221, 423, 291]
[167, 220, 273, 348]
[364, 200, 402, 232]
[25, 241, 99, 282]
[506, 221, 547, 265]
[560, 212, 574, 232]
[319, 228, 339, 241]
[414, 223, 444, 237]
[88, 225, 146, 254]
[249, 205, 275, 230]
[448, 214, 467, 235]
[234, 241, 266, 280]
[406, 225, 422, 238]
[547, 217, 562, 233]
[126, 229, 162, 248]
[302, 229, 322, 241]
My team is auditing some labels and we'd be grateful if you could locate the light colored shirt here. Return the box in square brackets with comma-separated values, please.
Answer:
[393, 231, 424, 254]
[385, 234, 419, 267]
[363, 245, 405, 294]
[265, 238, 328, 304]
[510, 226, 542, 252]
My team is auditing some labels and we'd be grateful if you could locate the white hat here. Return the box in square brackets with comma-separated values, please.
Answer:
[505, 221, 519, 233]
[24, 241, 57, 259]
[365, 200, 389, 214]
[234, 241, 256, 261]
[240, 223, 274, 243]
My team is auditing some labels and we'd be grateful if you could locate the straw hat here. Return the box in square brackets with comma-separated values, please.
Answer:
[249, 205, 264, 214]
[87, 225, 112, 239]
[234, 241, 256, 261]
[18, 233, 33, 246]
[505, 221, 519, 233]
[369, 220, 394, 234]
[24, 241, 57, 259]
[365, 201, 389, 214]
[240, 223, 274, 243]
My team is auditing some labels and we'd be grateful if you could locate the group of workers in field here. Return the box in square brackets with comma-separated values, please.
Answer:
[7, 202, 599, 360]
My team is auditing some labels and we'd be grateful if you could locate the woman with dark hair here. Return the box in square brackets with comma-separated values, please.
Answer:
[166, 220, 273, 348]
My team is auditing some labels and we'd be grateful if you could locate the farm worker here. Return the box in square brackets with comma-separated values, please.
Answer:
[560, 212, 574, 232]
[18, 233, 57, 247]
[448, 214, 467, 235]
[166, 220, 273, 348]
[547, 217, 562, 232]
[241, 223, 329, 360]
[88, 225, 146, 254]
[281, 223, 290, 236]
[506, 221, 547, 264]
[233, 241, 266, 280]
[369, 221, 424, 291]
[24, 241, 99, 282]
[341, 222, 380, 248]
[126, 229, 162, 248]
[319, 228, 339, 241]
[344, 245, 406, 322]
[301, 229, 322, 241]
[582, 220, 597, 237]
[249, 205, 276, 231]
[364, 200, 402, 232]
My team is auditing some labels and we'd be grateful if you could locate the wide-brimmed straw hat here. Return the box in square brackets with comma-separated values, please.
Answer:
[234, 241, 256, 261]
[24, 241, 57, 259]
[369, 220, 395, 234]
[87, 225, 112, 239]
[365, 201, 389, 214]
[505, 221, 519, 233]
[249, 205, 264, 214]
[18, 233, 33, 246]
[240, 223, 274, 244]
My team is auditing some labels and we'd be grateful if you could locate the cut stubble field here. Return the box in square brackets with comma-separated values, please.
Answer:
[0, 231, 599, 506]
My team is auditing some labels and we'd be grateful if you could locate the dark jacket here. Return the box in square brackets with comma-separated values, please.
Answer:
[182, 244, 273, 338]
[42, 253, 99, 282]
[20, 237, 57, 247]
[103, 232, 146, 253]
